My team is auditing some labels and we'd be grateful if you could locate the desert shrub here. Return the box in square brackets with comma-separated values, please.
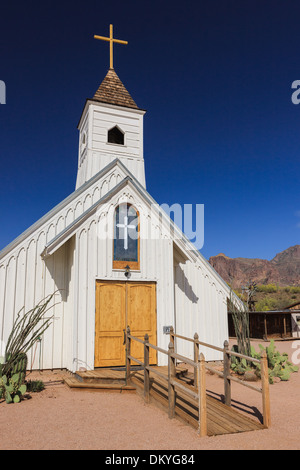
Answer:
[26, 380, 45, 393]
[289, 286, 300, 294]
[255, 297, 280, 311]
[256, 284, 278, 293]
[282, 286, 300, 294]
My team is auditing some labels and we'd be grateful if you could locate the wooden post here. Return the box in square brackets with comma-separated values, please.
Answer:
[194, 333, 199, 389]
[223, 340, 231, 406]
[169, 326, 175, 350]
[126, 326, 131, 382]
[261, 351, 271, 428]
[283, 315, 287, 338]
[198, 353, 207, 437]
[144, 333, 150, 403]
[168, 341, 176, 419]
[264, 314, 268, 340]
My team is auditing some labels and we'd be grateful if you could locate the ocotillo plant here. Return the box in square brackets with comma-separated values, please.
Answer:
[229, 290, 251, 359]
[1, 293, 56, 379]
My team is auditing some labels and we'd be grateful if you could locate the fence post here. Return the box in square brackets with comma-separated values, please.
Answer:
[144, 333, 150, 403]
[261, 351, 271, 428]
[168, 341, 176, 419]
[194, 333, 199, 389]
[223, 340, 231, 406]
[126, 326, 131, 382]
[198, 353, 207, 437]
[169, 326, 175, 350]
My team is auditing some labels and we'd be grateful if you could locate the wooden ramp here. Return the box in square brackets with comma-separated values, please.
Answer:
[64, 366, 265, 436]
[130, 366, 265, 437]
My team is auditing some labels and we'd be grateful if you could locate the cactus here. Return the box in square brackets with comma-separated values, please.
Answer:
[231, 339, 299, 384]
[2, 293, 55, 380]
[0, 294, 56, 404]
[0, 373, 27, 403]
[10, 353, 28, 387]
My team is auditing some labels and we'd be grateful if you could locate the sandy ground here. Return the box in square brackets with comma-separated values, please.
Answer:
[0, 339, 299, 450]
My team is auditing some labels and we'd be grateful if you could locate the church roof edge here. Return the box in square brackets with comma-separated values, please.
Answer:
[77, 98, 146, 130]
[0, 159, 125, 261]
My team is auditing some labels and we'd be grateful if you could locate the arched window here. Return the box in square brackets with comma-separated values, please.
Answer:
[108, 126, 124, 145]
[113, 203, 139, 270]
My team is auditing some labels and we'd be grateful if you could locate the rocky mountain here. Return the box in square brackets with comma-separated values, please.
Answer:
[209, 245, 300, 288]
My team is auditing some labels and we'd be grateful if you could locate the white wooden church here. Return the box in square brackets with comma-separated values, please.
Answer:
[0, 27, 234, 372]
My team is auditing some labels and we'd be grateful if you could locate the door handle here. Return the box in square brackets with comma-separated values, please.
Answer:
[123, 329, 126, 345]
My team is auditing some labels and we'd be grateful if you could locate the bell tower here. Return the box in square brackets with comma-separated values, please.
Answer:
[76, 26, 146, 189]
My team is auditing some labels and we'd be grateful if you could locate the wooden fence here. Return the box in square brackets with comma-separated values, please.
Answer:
[228, 311, 293, 339]
[124, 326, 271, 436]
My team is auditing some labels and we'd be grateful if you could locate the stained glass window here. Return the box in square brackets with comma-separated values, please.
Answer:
[113, 204, 139, 270]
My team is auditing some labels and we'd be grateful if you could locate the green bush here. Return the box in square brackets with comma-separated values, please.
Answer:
[256, 284, 278, 293]
[289, 286, 300, 294]
[26, 380, 45, 393]
[255, 297, 280, 311]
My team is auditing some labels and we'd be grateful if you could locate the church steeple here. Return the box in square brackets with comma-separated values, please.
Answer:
[75, 26, 146, 190]
[93, 68, 138, 110]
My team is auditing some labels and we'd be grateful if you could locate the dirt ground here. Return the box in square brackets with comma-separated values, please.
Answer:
[0, 339, 299, 450]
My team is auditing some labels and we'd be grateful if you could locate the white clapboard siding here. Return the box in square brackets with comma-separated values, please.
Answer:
[174, 258, 229, 362]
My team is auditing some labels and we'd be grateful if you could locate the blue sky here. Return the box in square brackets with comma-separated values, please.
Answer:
[0, 0, 300, 261]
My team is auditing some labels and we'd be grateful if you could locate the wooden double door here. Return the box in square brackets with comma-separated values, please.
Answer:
[95, 280, 157, 367]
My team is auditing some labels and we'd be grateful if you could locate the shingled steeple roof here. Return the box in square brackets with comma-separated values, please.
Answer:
[93, 68, 138, 110]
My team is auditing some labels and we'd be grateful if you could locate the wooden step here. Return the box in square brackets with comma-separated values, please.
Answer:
[175, 367, 189, 378]
[75, 370, 126, 385]
[64, 376, 136, 393]
[177, 373, 194, 385]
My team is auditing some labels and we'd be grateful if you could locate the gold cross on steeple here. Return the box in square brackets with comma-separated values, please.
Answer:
[94, 24, 128, 70]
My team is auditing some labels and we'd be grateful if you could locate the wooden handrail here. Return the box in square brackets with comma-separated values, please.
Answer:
[170, 352, 198, 368]
[173, 332, 224, 353]
[146, 365, 168, 382]
[127, 355, 144, 366]
[173, 331, 261, 363]
[227, 350, 260, 363]
[169, 378, 199, 400]
[127, 335, 144, 345]
[124, 326, 271, 432]
[126, 328, 208, 436]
